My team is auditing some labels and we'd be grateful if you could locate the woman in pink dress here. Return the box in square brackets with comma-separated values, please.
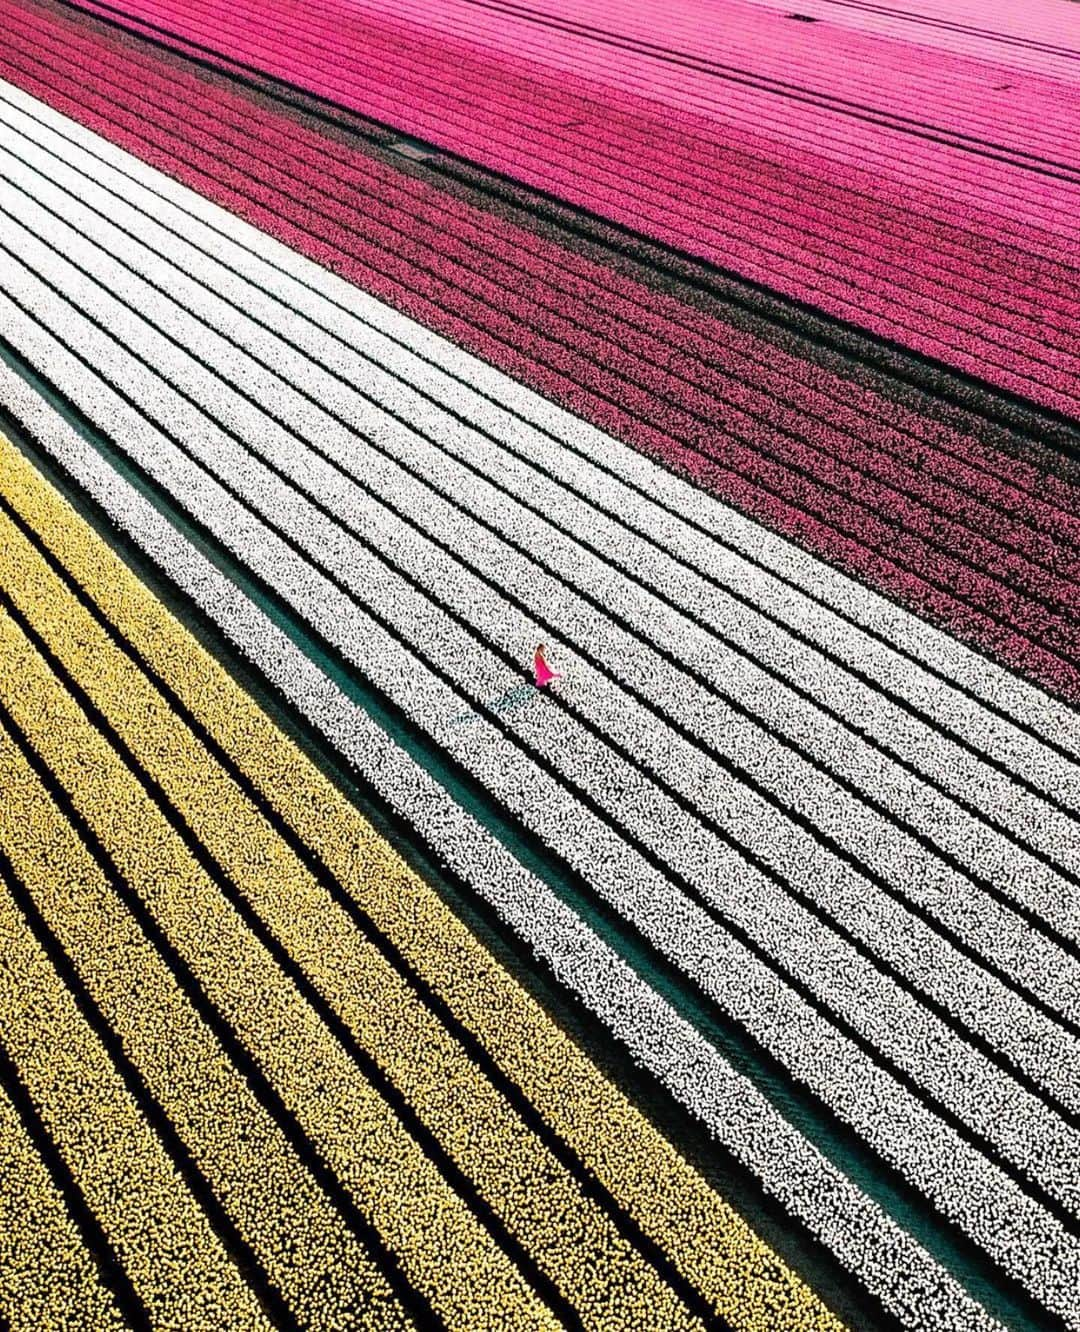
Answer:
[533, 643, 561, 689]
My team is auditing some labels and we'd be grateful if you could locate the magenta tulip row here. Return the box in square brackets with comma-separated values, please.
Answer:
[343, 0, 1080, 162]
[58, 0, 1080, 417]
[735, 0, 1080, 71]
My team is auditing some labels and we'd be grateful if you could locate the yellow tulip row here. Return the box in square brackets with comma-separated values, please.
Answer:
[0, 436, 846, 1332]
[0, 468, 697, 1330]
[0, 808, 273, 1332]
[0, 590, 558, 1330]
[0, 715, 413, 1331]
[0, 1062, 127, 1332]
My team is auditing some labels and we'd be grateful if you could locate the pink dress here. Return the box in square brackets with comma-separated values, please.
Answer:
[534, 652, 559, 687]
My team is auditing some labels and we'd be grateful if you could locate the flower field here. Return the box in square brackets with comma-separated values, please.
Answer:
[3, 0, 1080, 703]
[0, 1, 1077, 1329]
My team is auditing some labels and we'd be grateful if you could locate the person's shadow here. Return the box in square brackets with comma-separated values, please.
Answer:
[452, 682, 537, 726]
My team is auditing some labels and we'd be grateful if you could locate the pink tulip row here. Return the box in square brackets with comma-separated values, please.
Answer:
[58, 0, 1080, 415]
[341, 0, 1080, 162]
[4, 0, 1080, 704]
[70, 0, 1080, 227]
[8, 2, 1080, 498]
[70, 0, 1080, 278]
[445, 0, 1080, 91]
[732, 0, 1080, 74]
[68, 0, 1080, 256]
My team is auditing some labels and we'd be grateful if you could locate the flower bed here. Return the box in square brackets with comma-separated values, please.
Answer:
[0, 430, 848, 1332]
[0, 487, 713, 1332]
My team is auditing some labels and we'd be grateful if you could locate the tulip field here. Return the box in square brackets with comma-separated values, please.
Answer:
[0, 1, 1077, 1329]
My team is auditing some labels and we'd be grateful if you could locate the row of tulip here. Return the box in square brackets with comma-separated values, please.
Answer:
[132, 0, 1080, 328]
[58, 0, 1080, 415]
[3, 177, 1079, 1329]
[6, 75, 1070, 948]
[68, 0, 1080, 244]
[733, 0, 1078, 72]
[5, 19, 1080, 707]
[0, 428, 850, 1332]
[5, 103, 1080, 1083]
[0, 748, 283, 1330]
[16, 163, 1080, 1215]
[395, 0, 1080, 153]
[0, 484, 715, 1331]
[431, 0, 1078, 153]
[341, 0, 1080, 232]
[61, 27, 1075, 396]
[14, 176, 1080, 1239]
[15, 4, 1075, 577]
[0, 357, 1008, 1332]
[16, 0, 1076, 500]
[0, 1074, 131, 1332]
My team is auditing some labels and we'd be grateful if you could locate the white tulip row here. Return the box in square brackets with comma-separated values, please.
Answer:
[2, 84, 1077, 852]
[3, 117, 1080, 1170]
[2, 200, 1080, 1327]
[0, 354, 1008, 1332]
